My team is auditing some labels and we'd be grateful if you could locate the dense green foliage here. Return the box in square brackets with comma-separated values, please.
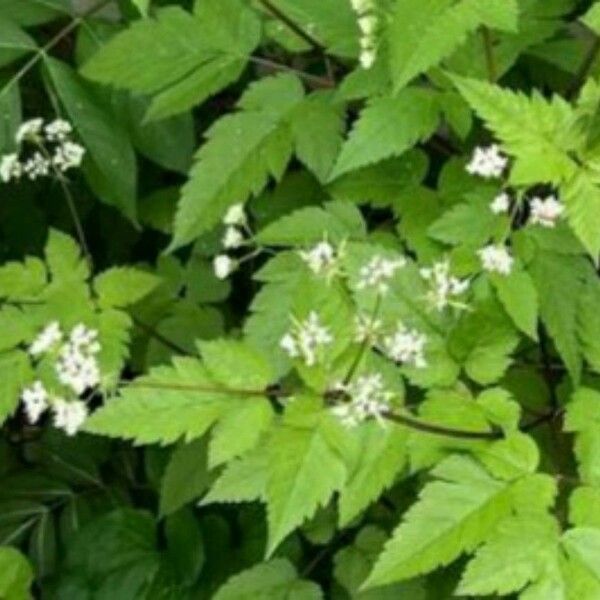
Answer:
[3, 0, 600, 597]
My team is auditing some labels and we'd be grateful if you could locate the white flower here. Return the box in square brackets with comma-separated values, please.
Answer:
[52, 399, 88, 436]
[53, 141, 85, 172]
[0, 153, 22, 182]
[420, 260, 469, 311]
[213, 255, 237, 279]
[478, 244, 513, 276]
[22, 152, 51, 180]
[466, 145, 508, 179]
[15, 118, 44, 144]
[21, 381, 49, 424]
[331, 373, 392, 428]
[358, 14, 377, 35]
[357, 255, 406, 295]
[222, 227, 244, 249]
[30, 321, 63, 356]
[529, 195, 564, 228]
[44, 119, 73, 142]
[55, 325, 101, 395]
[354, 313, 383, 343]
[299, 241, 337, 276]
[359, 48, 377, 69]
[490, 192, 511, 215]
[382, 324, 427, 368]
[280, 311, 333, 366]
[350, 0, 373, 12]
[223, 204, 246, 226]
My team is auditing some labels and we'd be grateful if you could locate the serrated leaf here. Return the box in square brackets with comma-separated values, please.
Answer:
[388, 0, 518, 93]
[0, 350, 33, 425]
[45, 229, 89, 284]
[45, 58, 137, 222]
[160, 437, 211, 516]
[265, 398, 348, 556]
[170, 75, 305, 249]
[365, 455, 514, 587]
[94, 267, 160, 308]
[492, 269, 538, 339]
[213, 559, 322, 600]
[81, 3, 261, 120]
[330, 90, 439, 179]
[428, 201, 497, 246]
[338, 423, 407, 527]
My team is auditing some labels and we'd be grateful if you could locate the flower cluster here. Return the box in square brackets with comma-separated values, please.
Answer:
[299, 240, 345, 279]
[280, 311, 333, 366]
[419, 260, 470, 311]
[331, 373, 392, 427]
[357, 255, 406, 295]
[213, 204, 252, 280]
[354, 313, 383, 343]
[382, 324, 428, 368]
[477, 244, 514, 275]
[0, 118, 85, 183]
[466, 145, 508, 179]
[490, 192, 511, 215]
[350, 0, 378, 69]
[20, 322, 102, 436]
[529, 194, 564, 228]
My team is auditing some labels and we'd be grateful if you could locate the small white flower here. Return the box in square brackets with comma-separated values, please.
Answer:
[354, 313, 383, 343]
[466, 145, 508, 179]
[382, 324, 427, 368]
[299, 241, 337, 276]
[280, 311, 333, 366]
[55, 325, 102, 395]
[15, 118, 44, 144]
[0, 153, 22, 183]
[359, 48, 377, 69]
[53, 141, 85, 172]
[52, 399, 88, 436]
[357, 255, 406, 295]
[222, 227, 244, 250]
[490, 192, 511, 215]
[44, 119, 73, 142]
[30, 321, 63, 357]
[420, 260, 469, 311]
[331, 373, 392, 428]
[213, 255, 237, 279]
[358, 15, 377, 35]
[529, 195, 564, 228]
[223, 204, 246, 227]
[350, 0, 373, 12]
[478, 244, 513, 276]
[21, 381, 49, 424]
[22, 152, 51, 180]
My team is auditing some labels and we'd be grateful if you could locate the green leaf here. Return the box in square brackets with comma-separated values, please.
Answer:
[0, 546, 33, 600]
[428, 201, 497, 246]
[81, 4, 261, 120]
[388, 0, 518, 93]
[365, 455, 515, 587]
[160, 438, 211, 516]
[492, 269, 538, 339]
[94, 267, 161, 308]
[170, 74, 305, 250]
[458, 514, 561, 596]
[85, 358, 228, 445]
[563, 528, 600, 584]
[0, 16, 36, 68]
[45, 58, 137, 222]
[0, 350, 33, 425]
[256, 201, 366, 246]
[265, 398, 348, 555]
[529, 251, 588, 381]
[0, 0, 71, 26]
[565, 388, 600, 486]
[132, 0, 149, 17]
[582, 2, 600, 34]
[290, 91, 345, 182]
[329, 90, 439, 179]
[338, 423, 407, 527]
[45, 229, 89, 284]
[0, 79, 20, 153]
[213, 559, 322, 600]
[197, 339, 274, 390]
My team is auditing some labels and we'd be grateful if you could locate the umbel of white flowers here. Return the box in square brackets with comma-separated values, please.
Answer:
[20, 322, 102, 436]
[331, 373, 393, 427]
[280, 311, 333, 366]
[489, 191, 565, 229]
[478, 244, 514, 275]
[466, 144, 508, 179]
[0, 118, 85, 183]
[419, 260, 470, 312]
